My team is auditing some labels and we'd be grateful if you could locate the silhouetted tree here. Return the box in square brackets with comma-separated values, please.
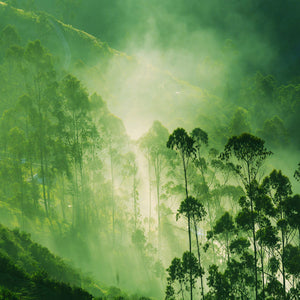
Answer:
[167, 128, 195, 300]
[221, 133, 272, 299]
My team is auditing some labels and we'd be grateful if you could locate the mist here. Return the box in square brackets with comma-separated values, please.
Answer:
[0, 1, 299, 299]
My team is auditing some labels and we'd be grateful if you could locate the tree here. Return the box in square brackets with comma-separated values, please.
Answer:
[166, 257, 185, 300]
[213, 212, 236, 263]
[7, 127, 26, 226]
[220, 133, 272, 299]
[207, 265, 230, 299]
[123, 152, 139, 230]
[177, 196, 206, 299]
[60, 74, 91, 227]
[167, 128, 195, 300]
[22, 40, 57, 217]
[261, 169, 296, 298]
[139, 121, 169, 249]
[166, 252, 199, 300]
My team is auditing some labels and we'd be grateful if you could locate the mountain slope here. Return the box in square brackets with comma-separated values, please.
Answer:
[0, 223, 100, 299]
[0, 1, 218, 139]
[0, 223, 153, 299]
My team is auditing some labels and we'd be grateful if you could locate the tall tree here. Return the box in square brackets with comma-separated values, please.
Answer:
[60, 74, 90, 227]
[22, 40, 57, 217]
[167, 128, 195, 300]
[139, 121, 169, 249]
[123, 152, 139, 230]
[213, 212, 236, 263]
[261, 169, 295, 299]
[220, 133, 272, 299]
[177, 196, 206, 299]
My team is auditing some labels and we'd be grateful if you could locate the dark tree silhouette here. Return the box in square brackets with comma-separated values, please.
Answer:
[167, 128, 195, 300]
[220, 133, 272, 299]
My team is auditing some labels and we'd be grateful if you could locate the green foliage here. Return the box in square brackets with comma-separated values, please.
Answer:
[166, 251, 200, 299]
[207, 265, 230, 299]
[283, 244, 300, 277]
[167, 128, 195, 160]
[177, 196, 206, 222]
[221, 133, 272, 180]
[213, 212, 235, 235]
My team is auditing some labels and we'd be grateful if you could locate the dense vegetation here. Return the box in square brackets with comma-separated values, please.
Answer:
[0, 1, 299, 299]
[0, 224, 95, 299]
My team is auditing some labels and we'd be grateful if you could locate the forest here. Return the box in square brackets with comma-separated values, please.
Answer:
[0, 0, 299, 299]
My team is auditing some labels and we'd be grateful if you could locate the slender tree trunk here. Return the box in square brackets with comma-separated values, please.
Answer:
[133, 170, 137, 230]
[45, 158, 51, 217]
[73, 114, 79, 227]
[251, 198, 258, 299]
[206, 199, 216, 263]
[180, 282, 185, 300]
[199, 161, 216, 263]
[61, 174, 66, 220]
[281, 228, 286, 299]
[193, 219, 204, 300]
[29, 160, 36, 208]
[40, 147, 48, 217]
[110, 142, 115, 246]
[18, 163, 25, 229]
[247, 163, 258, 300]
[155, 156, 161, 253]
[79, 149, 86, 228]
[260, 244, 265, 299]
[36, 77, 48, 217]
[182, 154, 192, 300]
[147, 155, 151, 237]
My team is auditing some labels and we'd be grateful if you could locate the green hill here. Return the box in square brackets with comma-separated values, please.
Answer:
[0, 223, 153, 299]
[0, 223, 99, 299]
[0, 1, 217, 138]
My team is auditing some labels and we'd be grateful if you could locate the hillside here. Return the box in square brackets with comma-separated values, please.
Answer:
[0, 223, 155, 299]
[2, 2, 299, 148]
[0, 1, 219, 139]
[0, 224, 100, 299]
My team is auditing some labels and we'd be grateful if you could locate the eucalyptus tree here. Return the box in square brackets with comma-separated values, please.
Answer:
[177, 196, 206, 299]
[123, 151, 139, 230]
[191, 127, 208, 184]
[139, 121, 169, 246]
[7, 127, 26, 226]
[166, 257, 183, 300]
[191, 128, 223, 265]
[284, 194, 300, 245]
[166, 251, 199, 300]
[212, 212, 236, 263]
[60, 74, 91, 227]
[248, 180, 280, 299]
[99, 111, 127, 244]
[167, 128, 195, 300]
[21, 40, 57, 217]
[220, 133, 272, 299]
[261, 169, 298, 298]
